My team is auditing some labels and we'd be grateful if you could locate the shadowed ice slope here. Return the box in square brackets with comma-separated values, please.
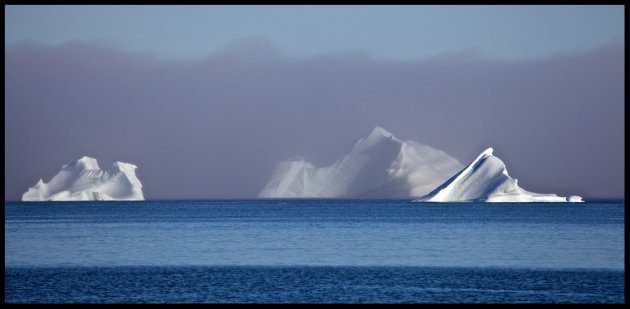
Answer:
[22, 156, 144, 201]
[413, 148, 583, 202]
[259, 126, 464, 199]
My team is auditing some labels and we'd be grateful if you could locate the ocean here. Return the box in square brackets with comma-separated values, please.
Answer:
[4, 200, 624, 303]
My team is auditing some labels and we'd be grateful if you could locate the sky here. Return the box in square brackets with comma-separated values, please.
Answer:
[4, 5, 625, 200]
[5, 5, 624, 61]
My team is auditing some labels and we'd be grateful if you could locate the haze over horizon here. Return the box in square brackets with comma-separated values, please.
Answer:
[5, 5, 624, 200]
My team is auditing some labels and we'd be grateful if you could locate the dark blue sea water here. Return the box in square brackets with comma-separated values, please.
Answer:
[4, 200, 624, 303]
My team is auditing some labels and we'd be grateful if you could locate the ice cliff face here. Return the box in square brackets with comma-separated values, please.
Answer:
[22, 156, 145, 201]
[259, 126, 464, 198]
[413, 148, 583, 202]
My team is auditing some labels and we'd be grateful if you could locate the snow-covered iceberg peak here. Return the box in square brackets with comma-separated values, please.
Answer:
[67, 155, 100, 170]
[22, 156, 145, 201]
[354, 126, 398, 150]
[259, 126, 465, 199]
[413, 148, 583, 203]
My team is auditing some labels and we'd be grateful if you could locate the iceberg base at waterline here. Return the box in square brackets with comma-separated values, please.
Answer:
[22, 156, 145, 201]
[413, 148, 583, 203]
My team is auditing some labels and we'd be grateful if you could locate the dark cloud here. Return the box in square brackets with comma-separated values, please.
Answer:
[4, 40, 624, 200]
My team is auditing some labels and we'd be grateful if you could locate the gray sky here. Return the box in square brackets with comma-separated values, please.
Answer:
[5, 5, 623, 61]
[4, 5, 625, 200]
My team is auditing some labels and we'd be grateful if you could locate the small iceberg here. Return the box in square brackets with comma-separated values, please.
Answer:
[22, 156, 145, 201]
[413, 148, 583, 203]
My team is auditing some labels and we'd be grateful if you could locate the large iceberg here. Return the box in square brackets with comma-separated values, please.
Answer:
[22, 156, 145, 201]
[413, 148, 583, 203]
[259, 126, 465, 198]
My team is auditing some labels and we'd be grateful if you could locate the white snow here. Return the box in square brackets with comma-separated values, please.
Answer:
[259, 126, 464, 198]
[413, 148, 583, 203]
[22, 156, 145, 201]
[567, 195, 584, 203]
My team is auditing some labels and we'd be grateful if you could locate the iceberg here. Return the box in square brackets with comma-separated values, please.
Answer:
[22, 156, 145, 201]
[259, 126, 465, 198]
[413, 148, 583, 203]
